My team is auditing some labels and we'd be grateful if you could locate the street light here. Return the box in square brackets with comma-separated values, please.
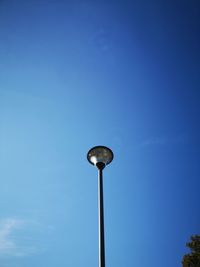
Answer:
[87, 146, 114, 267]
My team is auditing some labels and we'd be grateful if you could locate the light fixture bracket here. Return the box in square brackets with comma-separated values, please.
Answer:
[96, 162, 105, 170]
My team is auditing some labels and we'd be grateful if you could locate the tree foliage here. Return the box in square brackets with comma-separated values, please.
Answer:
[182, 235, 200, 267]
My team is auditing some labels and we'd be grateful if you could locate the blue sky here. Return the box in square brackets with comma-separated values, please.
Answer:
[0, 0, 200, 266]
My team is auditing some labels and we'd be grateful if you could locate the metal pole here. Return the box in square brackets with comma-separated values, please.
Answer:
[98, 167, 105, 267]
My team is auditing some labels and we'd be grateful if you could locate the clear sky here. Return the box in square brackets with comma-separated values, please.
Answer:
[0, 0, 200, 266]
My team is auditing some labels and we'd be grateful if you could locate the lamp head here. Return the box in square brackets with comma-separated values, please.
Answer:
[87, 146, 114, 169]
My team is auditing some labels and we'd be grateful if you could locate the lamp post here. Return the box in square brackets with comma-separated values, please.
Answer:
[87, 146, 114, 267]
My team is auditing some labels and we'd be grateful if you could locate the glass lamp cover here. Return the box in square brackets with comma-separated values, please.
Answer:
[88, 146, 113, 165]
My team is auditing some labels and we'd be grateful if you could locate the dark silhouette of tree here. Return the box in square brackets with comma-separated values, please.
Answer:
[182, 235, 200, 267]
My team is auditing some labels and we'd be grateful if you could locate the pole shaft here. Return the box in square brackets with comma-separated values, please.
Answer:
[98, 168, 105, 267]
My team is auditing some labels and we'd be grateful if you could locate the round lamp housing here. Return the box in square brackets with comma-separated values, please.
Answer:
[87, 146, 114, 167]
